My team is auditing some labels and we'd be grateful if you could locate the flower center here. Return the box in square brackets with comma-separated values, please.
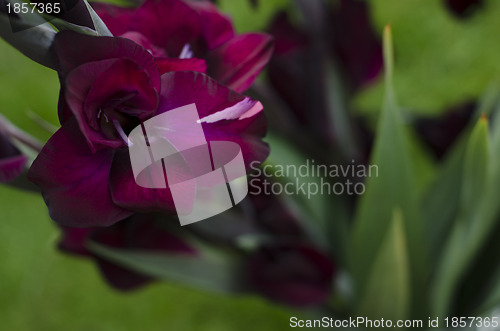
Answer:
[97, 108, 135, 147]
[113, 119, 132, 146]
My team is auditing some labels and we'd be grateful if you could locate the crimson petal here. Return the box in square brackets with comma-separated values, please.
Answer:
[157, 71, 269, 168]
[188, 0, 235, 50]
[109, 149, 179, 213]
[330, 0, 383, 89]
[91, 214, 196, 290]
[58, 227, 93, 256]
[156, 58, 207, 75]
[130, 0, 202, 56]
[27, 119, 133, 227]
[91, 2, 136, 36]
[207, 33, 274, 93]
[248, 243, 335, 307]
[53, 31, 160, 90]
[120, 32, 168, 58]
[64, 59, 130, 151]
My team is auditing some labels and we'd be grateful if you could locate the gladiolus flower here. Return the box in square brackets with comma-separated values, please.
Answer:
[28, 67, 268, 227]
[59, 214, 196, 290]
[248, 243, 335, 307]
[92, 0, 274, 93]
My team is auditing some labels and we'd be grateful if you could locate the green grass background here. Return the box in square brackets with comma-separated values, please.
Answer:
[1, 0, 500, 329]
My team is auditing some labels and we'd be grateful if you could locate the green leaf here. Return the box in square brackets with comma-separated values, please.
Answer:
[406, 130, 437, 201]
[465, 106, 500, 314]
[357, 209, 410, 320]
[460, 116, 490, 218]
[350, 25, 426, 315]
[45, 16, 98, 35]
[476, 263, 500, 314]
[83, 0, 113, 36]
[422, 141, 465, 260]
[87, 241, 244, 294]
[39, 0, 112, 36]
[432, 116, 491, 316]
[0, 7, 57, 69]
[422, 81, 500, 262]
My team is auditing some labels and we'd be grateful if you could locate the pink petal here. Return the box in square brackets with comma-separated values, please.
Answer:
[207, 33, 274, 92]
[27, 119, 133, 227]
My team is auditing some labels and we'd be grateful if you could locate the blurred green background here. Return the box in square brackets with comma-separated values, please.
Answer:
[2, 0, 500, 329]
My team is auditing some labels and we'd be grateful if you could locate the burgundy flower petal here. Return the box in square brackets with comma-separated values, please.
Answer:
[0, 132, 27, 183]
[27, 119, 133, 227]
[89, 216, 153, 290]
[156, 58, 207, 75]
[92, 2, 136, 36]
[64, 59, 123, 151]
[269, 12, 308, 56]
[109, 149, 180, 213]
[96, 257, 153, 291]
[157, 71, 269, 167]
[90, 214, 196, 290]
[58, 83, 73, 124]
[84, 59, 159, 121]
[120, 31, 168, 58]
[130, 0, 202, 56]
[65, 58, 158, 152]
[53, 31, 160, 91]
[248, 243, 335, 307]
[187, 0, 235, 50]
[58, 227, 93, 256]
[112, 214, 196, 254]
[267, 12, 311, 123]
[203, 115, 269, 171]
[330, 0, 383, 89]
[207, 33, 274, 93]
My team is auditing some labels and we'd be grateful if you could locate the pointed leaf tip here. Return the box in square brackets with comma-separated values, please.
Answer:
[480, 113, 489, 123]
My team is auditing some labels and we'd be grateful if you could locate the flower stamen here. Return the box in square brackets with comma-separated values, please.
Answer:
[113, 119, 132, 146]
[98, 110, 110, 123]
[179, 43, 193, 59]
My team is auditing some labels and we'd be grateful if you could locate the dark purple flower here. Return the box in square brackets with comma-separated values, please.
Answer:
[444, 0, 484, 18]
[266, 1, 382, 147]
[248, 176, 305, 238]
[266, 12, 310, 125]
[59, 214, 196, 290]
[28, 68, 268, 227]
[92, 0, 274, 93]
[53, 30, 206, 148]
[248, 243, 335, 307]
[268, 0, 382, 96]
[330, 0, 384, 89]
[27, 1, 271, 227]
[0, 132, 27, 183]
